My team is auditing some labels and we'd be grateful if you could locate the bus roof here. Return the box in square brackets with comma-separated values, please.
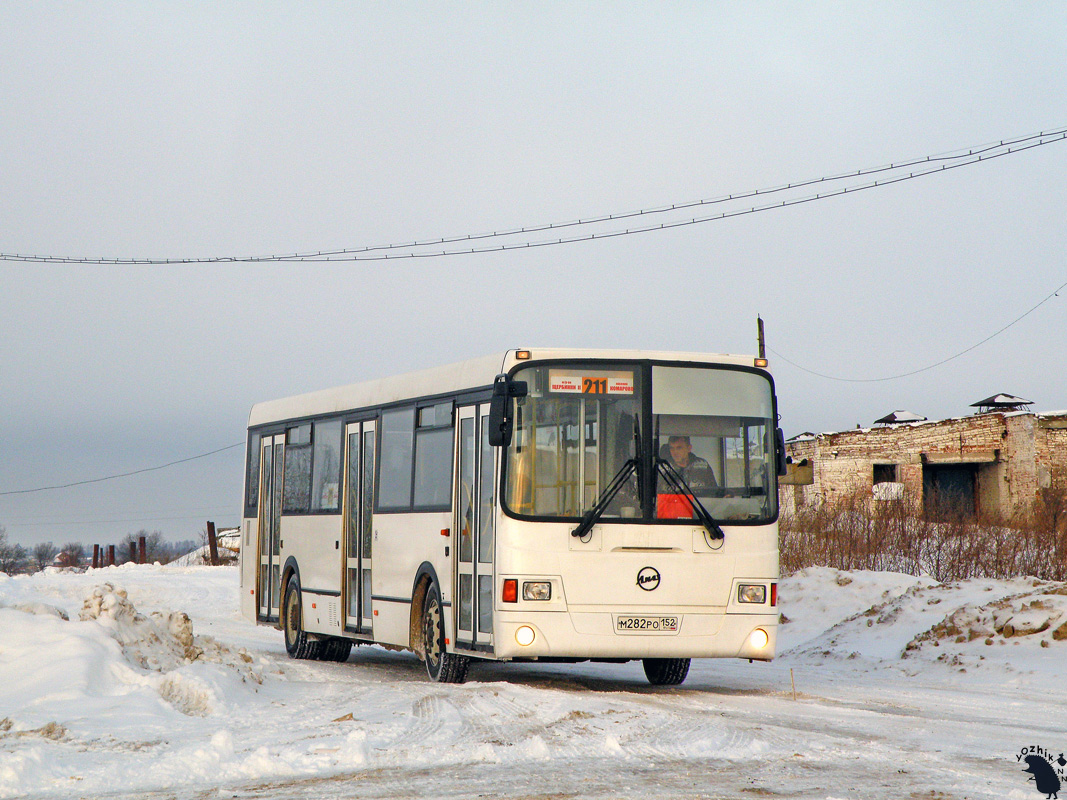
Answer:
[248, 348, 761, 428]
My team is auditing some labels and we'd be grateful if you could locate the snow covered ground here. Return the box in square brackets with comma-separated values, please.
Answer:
[2, 564, 1065, 800]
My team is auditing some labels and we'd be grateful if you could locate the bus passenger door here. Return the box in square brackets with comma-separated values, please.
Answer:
[258, 434, 284, 621]
[454, 405, 495, 651]
[343, 420, 375, 636]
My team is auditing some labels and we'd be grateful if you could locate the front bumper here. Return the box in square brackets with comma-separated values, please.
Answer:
[492, 608, 778, 661]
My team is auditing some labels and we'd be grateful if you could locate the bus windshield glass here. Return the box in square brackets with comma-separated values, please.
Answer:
[502, 362, 778, 524]
[653, 366, 777, 523]
[504, 364, 642, 520]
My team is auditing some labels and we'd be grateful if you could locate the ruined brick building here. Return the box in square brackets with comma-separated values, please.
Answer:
[780, 394, 1067, 517]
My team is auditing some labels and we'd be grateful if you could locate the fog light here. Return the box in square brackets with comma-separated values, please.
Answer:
[738, 584, 767, 604]
[750, 628, 769, 649]
[515, 625, 536, 646]
[523, 581, 551, 601]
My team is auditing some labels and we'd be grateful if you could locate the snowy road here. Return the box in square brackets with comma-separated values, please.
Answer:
[2, 565, 1064, 799]
[93, 654, 1052, 800]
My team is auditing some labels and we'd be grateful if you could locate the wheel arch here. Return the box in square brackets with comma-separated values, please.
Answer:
[409, 561, 441, 659]
[281, 556, 301, 610]
[279, 556, 321, 660]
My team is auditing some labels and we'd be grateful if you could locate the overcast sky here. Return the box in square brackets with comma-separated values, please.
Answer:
[2, 3, 1065, 548]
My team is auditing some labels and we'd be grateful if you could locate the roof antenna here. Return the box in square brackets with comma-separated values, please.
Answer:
[757, 315, 767, 360]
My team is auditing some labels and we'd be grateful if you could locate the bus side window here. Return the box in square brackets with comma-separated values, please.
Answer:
[283, 424, 312, 513]
[378, 407, 416, 509]
[311, 419, 343, 512]
[414, 401, 454, 508]
[246, 432, 261, 513]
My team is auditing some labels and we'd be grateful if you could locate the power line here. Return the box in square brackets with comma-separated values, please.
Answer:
[263, 127, 1067, 259]
[769, 278, 1067, 383]
[3, 126, 1065, 265]
[0, 442, 244, 496]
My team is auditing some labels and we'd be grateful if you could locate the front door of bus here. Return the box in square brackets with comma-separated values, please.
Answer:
[257, 433, 284, 621]
[343, 420, 375, 635]
[455, 404, 495, 651]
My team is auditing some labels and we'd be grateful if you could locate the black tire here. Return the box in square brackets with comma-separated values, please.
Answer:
[282, 578, 321, 660]
[642, 657, 691, 686]
[317, 637, 353, 663]
[422, 582, 469, 683]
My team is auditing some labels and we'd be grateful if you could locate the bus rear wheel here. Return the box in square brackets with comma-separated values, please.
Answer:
[642, 657, 690, 686]
[283, 578, 321, 660]
[421, 583, 469, 683]
[317, 637, 353, 662]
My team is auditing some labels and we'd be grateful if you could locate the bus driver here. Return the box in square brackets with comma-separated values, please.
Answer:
[665, 435, 721, 495]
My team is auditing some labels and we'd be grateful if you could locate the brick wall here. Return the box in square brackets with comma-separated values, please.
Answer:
[1036, 418, 1067, 490]
[780, 412, 1067, 515]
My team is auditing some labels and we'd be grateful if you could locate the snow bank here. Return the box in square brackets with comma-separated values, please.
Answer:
[169, 532, 239, 567]
[0, 568, 272, 798]
[2, 563, 1066, 799]
[777, 566, 935, 649]
[780, 567, 1067, 678]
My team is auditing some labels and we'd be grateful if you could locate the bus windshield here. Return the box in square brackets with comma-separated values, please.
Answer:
[652, 365, 777, 523]
[503, 362, 777, 524]
[505, 364, 642, 520]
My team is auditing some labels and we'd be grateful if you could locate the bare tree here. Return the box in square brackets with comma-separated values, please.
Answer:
[0, 527, 28, 575]
[32, 541, 58, 572]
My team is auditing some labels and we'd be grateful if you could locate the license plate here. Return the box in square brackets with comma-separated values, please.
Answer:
[615, 615, 679, 633]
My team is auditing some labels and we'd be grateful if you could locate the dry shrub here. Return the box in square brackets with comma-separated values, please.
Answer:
[780, 486, 1067, 581]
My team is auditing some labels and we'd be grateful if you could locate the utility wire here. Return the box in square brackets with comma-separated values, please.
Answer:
[3, 126, 1065, 265]
[769, 278, 1067, 383]
[167, 127, 1067, 261]
[0, 442, 244, 496]
[260, 127, 1067, 259]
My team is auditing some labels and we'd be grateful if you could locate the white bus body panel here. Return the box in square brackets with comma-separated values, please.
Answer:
[281, 515, 343, 636]
[239, 518, 256, 621]
[369, 510, 451, 647]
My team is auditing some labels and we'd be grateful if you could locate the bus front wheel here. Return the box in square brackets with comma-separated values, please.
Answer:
[642, 657, 690, 686]
[421, 582, 469, 683]
[283, 578, 321, 660]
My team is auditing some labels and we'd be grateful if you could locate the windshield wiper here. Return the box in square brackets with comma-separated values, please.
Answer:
[571, 458, 637, 539]
[631, 415, 643, 507]
[655, 458, 725, 541]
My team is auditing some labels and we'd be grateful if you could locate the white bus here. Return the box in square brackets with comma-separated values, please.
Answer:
[239, 348, 784, 684]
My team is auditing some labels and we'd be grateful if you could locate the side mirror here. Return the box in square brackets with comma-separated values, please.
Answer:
[488, 374, 528, 447]
[775, 428, 788, 476]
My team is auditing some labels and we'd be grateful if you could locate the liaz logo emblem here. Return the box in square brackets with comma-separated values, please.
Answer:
[636, 567, 660, 591]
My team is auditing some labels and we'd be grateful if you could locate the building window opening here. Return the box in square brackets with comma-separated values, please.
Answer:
[873, 463, 898, 485]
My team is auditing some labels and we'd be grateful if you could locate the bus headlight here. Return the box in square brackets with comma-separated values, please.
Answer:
[738, 584, 767, 604]
[749, 628, 770, 650]
[515, 625, 536, 646]
[522, 581, 552, 601]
